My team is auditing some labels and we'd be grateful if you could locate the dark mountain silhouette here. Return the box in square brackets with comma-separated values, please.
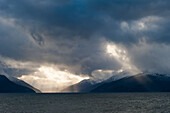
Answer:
[63, 71, 133, 92]
[62, 79, 102, 92]
[8, 76, 41, 93]
[91, 73, 170, 92]
[0, 75, 36, 93]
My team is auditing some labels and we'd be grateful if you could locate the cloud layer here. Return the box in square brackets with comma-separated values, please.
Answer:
[0, 0, 170, 92]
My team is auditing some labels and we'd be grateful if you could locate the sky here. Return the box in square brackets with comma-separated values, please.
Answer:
[0, 0, 170, 92]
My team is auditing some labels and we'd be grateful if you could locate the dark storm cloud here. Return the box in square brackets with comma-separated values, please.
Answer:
[1, 0, 170, 43]
[0, 0, 170, 78]
[0, 0, 103, 41]
[86, 0, 170, 44]
[88, 0, 170, 20]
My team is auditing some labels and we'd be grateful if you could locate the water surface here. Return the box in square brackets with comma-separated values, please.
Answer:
[0, 93, 169, 113]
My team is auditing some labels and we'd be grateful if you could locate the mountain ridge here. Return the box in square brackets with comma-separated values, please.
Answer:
[0, 75, 38, 93]
[91, 73, 170, 92]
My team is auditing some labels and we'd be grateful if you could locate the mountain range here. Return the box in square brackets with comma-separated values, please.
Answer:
[92, 73, 170, 92]
[1, 72, 170, 93]
[64, 73, 170, 93]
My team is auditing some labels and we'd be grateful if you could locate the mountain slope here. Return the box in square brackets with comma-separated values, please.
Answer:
[62, 79, 101, 92]
[63, 71, 134, 92]
[91, 73, 170, 92]
[0, 75, 36, 93]
[8, 76, 41, 93]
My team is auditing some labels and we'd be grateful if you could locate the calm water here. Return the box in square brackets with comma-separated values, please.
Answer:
[0, 93, 170, 113]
